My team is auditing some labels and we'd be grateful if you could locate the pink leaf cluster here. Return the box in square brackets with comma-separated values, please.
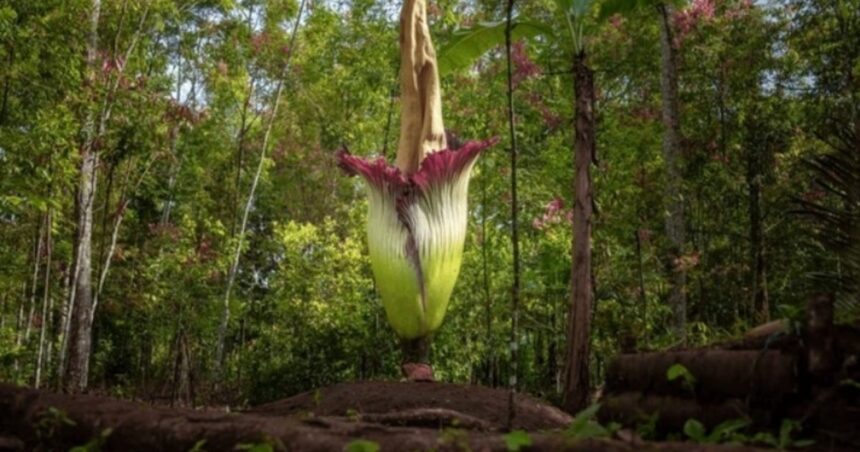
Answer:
[673, 0, 715, 44]
[512, 41, 541, 88]
[532, 197, 572, 230]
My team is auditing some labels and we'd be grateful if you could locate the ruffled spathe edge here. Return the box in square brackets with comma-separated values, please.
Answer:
[335, 137, 499, 193]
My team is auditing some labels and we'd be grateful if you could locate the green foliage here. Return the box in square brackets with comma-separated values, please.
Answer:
[683, 418, 750, 444]
[438, 20, 552, 76]
[666, 363, 696, 392]
[234, 442, 274, 452]
[503, 430, 533, 451]
[749, 420, 815, 450]
[635, 412, 660, 440]
[36, 407, 76, 443]
[565, 404, 618, 439]
[70, 428, 113, 452]
[344, 439, 380, 452]
[683, 418, 814, 449]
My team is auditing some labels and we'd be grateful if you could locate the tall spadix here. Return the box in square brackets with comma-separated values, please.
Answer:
[337, 0, 496, 377]
[396, 0, 447, 173]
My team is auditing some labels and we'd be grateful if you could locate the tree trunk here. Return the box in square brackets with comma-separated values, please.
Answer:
[35, 209, 53, 388]
[747, 141, 769, 324]
[64, 0, 101, 394]
[658, 3, 687, 341]
[504, 0, 520, 427]
[481, 156, 494, 386]
[563, 50, 595, 414]
[55, 258, 73, 387]
[215, 0, 306, 375]
[24, 214, 47, 344]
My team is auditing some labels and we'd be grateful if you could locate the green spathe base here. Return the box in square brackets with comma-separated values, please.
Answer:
[337, 139, 496, 340]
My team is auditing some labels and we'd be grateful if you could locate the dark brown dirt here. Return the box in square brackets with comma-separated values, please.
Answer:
[0, 381, 761, 451]
[250, 380, 571, 431]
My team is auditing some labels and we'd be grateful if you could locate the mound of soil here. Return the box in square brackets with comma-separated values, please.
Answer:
[250, 380, 571, 431]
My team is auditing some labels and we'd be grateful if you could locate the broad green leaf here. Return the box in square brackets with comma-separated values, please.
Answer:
[438, 20, 553, 76]
[503, 430, 533, 451]
[566, 404, 614, 439]
[666, 363, 696, 389]
[707, 418, 750, 443]
[683, 419, 707, 442]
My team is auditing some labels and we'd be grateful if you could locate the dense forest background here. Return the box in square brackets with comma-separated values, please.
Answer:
[0, 0, 857, 408]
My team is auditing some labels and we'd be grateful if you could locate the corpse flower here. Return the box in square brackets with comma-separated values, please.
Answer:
[337, 138, 497, 339]
[338, 0, 494, 379]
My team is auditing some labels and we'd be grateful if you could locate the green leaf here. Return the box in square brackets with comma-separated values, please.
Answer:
[778, 419, 799, 448]
[707, 418, 750, 443]
[598, 0, 643, 22]
[683, 419, 707, 442]
[793, 439, 816, 448]
[345, 439, 380, 452]
[438, 19, 553, 76]
[504, 430, 533, 451]
[234, 443, 274, 452]
[666, 363, 696, 389]
[70, 428, 112, 452]
[566, 404, 613, 439]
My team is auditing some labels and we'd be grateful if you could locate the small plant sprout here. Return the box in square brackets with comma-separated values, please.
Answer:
[666, 363, 696, 392]
[337, 0, 496, 379]
[503, 430, 533, 451]
[565, 403, 619, 440]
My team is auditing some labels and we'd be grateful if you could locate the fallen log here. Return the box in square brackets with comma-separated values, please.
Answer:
[605, 350, 798, 401]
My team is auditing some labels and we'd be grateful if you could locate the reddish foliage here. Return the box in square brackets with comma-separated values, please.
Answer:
[251, 32, 268, 55]
[512, 41, 541, 88]
[532, 197, 572, 230]
[673, 0, 715, 45]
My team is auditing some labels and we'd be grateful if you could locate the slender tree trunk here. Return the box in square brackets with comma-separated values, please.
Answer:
[24, 214, 47, 344]
[481, 156, 494, 386]
[504, 0, 520, 427]
[35, 209, 53, 388]
[0, 49, 12, 125]
[64, 0, 102, 393]
[91, 158, 153, 321]
[231, 81, 255, 236]
[56, 257, 73, 386]
[45, 284, 55, 385]
[216, 0, 307, 374]
[13, 282, 25, 375]
[658, 3, 687, 342]
[746, 121, 770, 323]
[563, 50, 595, 415]
[636, 229, 647, 306]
